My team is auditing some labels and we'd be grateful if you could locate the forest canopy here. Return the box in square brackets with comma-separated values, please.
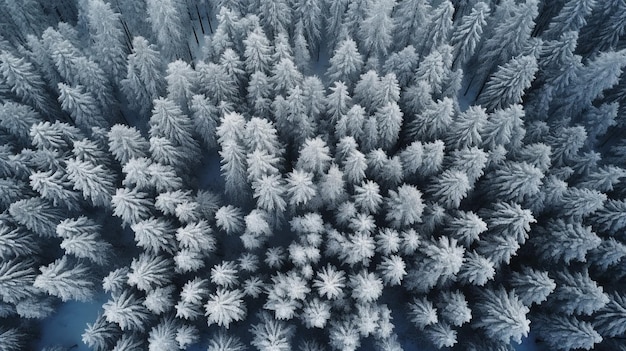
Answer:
[1, 0, 626, 350]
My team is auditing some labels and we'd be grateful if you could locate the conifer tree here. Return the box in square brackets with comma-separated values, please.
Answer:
[375, 101, 403, 151]
[534, 314, 602, 351]
[121, 36, 166, 115]
[244, 26, 272, 74]
[418, 140, 446, 177]
[250, 311, 296, 351]
[594, 293, 626, 337]
[0, 258, 38, 304]
[473, 287, 530, 344]
[108, 124, 150, 165]
[245, 117, 283, 156]
[543, 0, 596, 39]
[481, 104, 526, 151]
[342, 0, 372, 41]
[296, 137, 332, 176]
[384, 46, 419, 88]
[56, 217, 112, 265]
[560, 50, 626, 115]
[326, 81, 352, 126]
[247, 71, 273, 117]
[447, 105, 488, 150]
[353, 70, 381, 113]
[219, 140, 249, 203]
[548, 268, 609, 316]
[146, 0, 190, 61]
[0, 51, 56, 116]
[205, 288, 247, 328]
[392, 0, 430, 50]
[127, 253, 174, 292]
[247, 149, 280, 182]
[327, 38, 364, 87]
[414, 46, 450, 97]
[150, 98, 198, 151]
[359, 0, 394, 58]
[509, 266, 556, 306]
[484, 161, 544, 203]
[131, 217, 177, 255]
[478, 55, 538, 111]
[0, 222, 39, 260]
[165, 60, 197, 113]
[271, 57, 303, 94]
[457, 251, 495, 287]
[558, 187, 606, 219]
[84, 0, 127, 79]
[111, 188, 153, 226]
[57, 83, 107, 130]
[67, 159, 115, 207]
[445, 211, 487, 247]
[474, 0, 538, 85]
[81, 313, 119, 351]
[8, 197, 63, 238]
[533, 219, 601, 264]
[33, 256, 95, 302]
[325, 0, 349, 50]
[450, 2, 490, 67]
[29, 169, 82, 212]
[293, 0, 322, 55]
[258, 0, 292, 38]
[103, 289, 152, 331]
[421, 1, 454, 56]
[427, 170, 470, 209]
[407, 97, 454, 142]
[0, 102, 41, 144]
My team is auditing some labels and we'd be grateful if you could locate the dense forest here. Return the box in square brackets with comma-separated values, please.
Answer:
[1, 0, 626, 350]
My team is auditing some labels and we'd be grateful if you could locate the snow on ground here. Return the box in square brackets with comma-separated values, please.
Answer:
[36, 292, 110, 350]
[458, 68, 481, 112]
[515, 332, 546, 351]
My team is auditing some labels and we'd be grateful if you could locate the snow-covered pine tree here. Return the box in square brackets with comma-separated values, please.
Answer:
[56, 216, 112, 265]
[542, 0, 596, 40]
[358, 0, 394, 58]
[473, 0, 538, 89]
[534, 314, 602, 351]
[450, 2, 490, 67]
[84, 0, 127, 79]
[127, 253, 174, 292]
[57, 83, 107, 130]
[257, 0, 292, 38]
[532, 219, 601, 264]
[8, 197, 63, 238]
[121, 36, 166, 116]
[107, 124, 150, 165]
[327, 38, 363, 88]
[509, 266, 556, 306]
[103, 289, 152, 331]
[244, 25, 272, 74]
[293, 0, 321, 56]
[472, 287, 530, 344]
[0, 257, 39, 305]
[392, 0, 430, 51]
[420, 0, 454, 57]
[478, 55, 538, 111]
[146, 0, 191, 61]
[33, 255, 95, 302]
[0, 51, 57, 117]
[547, 268, 609, 316]
[165, 60, 197, 113]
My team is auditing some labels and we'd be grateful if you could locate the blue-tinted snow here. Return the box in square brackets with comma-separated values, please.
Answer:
[36, 292, 109, 350]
